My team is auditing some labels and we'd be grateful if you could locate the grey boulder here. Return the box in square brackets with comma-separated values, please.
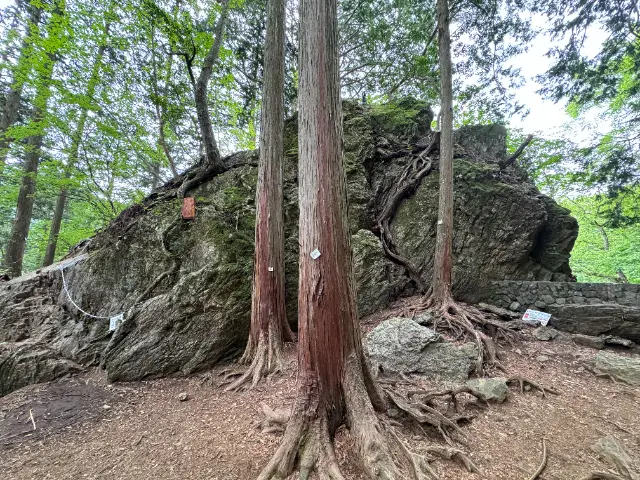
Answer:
[365, 318, 472, 383]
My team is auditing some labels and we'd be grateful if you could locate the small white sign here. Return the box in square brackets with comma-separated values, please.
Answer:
[109, 313, 124, 332]
[522, 309, 551, 326]
[268, 266, 274, 272]
[310, 249, 321, 260]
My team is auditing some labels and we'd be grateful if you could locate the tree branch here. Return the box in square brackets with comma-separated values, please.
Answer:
[499, 134, 533, 169]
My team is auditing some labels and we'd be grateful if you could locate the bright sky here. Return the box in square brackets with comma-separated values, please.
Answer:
[507, 15, 608, 139]
[0, 0, 604, 139]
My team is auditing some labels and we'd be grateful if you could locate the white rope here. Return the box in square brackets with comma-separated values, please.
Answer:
[60, 266, 112, 320]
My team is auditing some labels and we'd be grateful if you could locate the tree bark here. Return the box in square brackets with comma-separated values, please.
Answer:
[431, 0, 455, 303]
[4, 111, 45, 277]
[43, 31, 108, 267]
[257, 0, 399, 477]
[194, 0, 229, 171]
[0, 4, 43, 172]
[4, 2, 63, 277]
[225, 0, 293, 391]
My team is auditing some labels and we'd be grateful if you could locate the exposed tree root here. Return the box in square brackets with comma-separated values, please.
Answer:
[258, 403, 290, 434]
[507, 377, 559, 397]
[385, 388, 467, 446]
[408, 386, 490, 411]
[135, 216, 183, 305]
[223, 323, 286, 392]
[258, 359, 482, 480]
[414, 293, 513, 375]
[176, 163, 225, 199]
[375, 133, 439, 293]
[257, 411, 346, 480]
[528, 438, 548, 480]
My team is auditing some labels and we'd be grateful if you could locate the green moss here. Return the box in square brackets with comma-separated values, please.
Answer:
[369, 97, 433, 140]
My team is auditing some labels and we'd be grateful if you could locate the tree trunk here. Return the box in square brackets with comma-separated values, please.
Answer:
[3, 2, 64, 277]
[225, 0, 293, 391]
[431, 0, 454, 303]
[257, 0, 399, 477]
[194, 0, 230, 171]
[43, 32, 108, 267]
[4, 117, 45, 277]
[597, 225, 610, 251]
[0, 4, 43, 172]
[151, 28, 179, 179]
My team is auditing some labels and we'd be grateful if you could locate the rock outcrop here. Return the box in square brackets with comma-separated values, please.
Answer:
[0, 99, 578, 396]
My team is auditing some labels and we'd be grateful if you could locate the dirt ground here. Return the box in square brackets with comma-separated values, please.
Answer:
[1, 323, 639, 479]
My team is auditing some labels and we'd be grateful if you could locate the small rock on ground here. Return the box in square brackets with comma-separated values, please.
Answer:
[534, 326, 559, 341]
[466, 377, 509, 403]
[593, 351, 640, 386]
[573, 334, 606, 350]
[178, 392, 189, 402]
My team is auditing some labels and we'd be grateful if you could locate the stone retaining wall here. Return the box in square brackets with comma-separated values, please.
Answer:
[486, 281, 640, 311]
[483, 281, 640, 343]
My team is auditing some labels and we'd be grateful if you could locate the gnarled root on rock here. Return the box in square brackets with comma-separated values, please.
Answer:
[414, 293, 514, 375]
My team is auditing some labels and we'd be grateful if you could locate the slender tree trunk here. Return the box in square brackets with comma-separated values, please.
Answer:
[0, 4, 43, 172]
[3, 2, 64, 277]
[43, 32, 108, 267]
[431, 0, 454, 303]
[194, 0, 230, 171]
[225, 0, 293, 391]
[4, 113, 45, 277]
[151, 28, 179, 179]
[596, 224, 610, 251]
[257, 0, 399, 477]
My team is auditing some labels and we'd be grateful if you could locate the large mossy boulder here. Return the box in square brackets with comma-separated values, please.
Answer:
[0, 99, 578, 395]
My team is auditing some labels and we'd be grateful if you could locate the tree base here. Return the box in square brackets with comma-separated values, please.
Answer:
[257, 358, 479, 480]
[224, 323, 285, 392]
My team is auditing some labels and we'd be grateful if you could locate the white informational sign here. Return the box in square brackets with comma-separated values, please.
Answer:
[109, 313, 124, 332]
[522, 309, 551, 326]
[310, 249, 321, 260]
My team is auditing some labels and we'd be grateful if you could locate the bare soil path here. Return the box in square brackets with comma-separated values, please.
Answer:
[1, 333, 639, 479]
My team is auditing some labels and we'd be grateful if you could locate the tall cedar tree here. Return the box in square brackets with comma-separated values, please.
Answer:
[0, 3, 43, 171]
[431, 0, 454, 304]
[256, 0, 413, 478]
[421, 0, 505, 374]
[225, 0, 294, 391]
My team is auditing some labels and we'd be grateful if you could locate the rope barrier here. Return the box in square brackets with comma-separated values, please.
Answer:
[60, 265, 113, 320]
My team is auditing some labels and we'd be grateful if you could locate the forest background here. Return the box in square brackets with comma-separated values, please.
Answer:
[0, 0, 638, 283]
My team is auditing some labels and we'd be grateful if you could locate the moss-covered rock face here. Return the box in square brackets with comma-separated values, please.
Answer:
[0, 101, 578, 395]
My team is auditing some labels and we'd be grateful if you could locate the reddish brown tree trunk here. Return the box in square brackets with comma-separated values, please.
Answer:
[225, 0, 293, 391]
[257, 0, 398, 477]
[431, 0, 454, 303]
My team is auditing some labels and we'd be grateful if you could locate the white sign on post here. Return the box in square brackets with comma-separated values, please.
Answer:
[109, 313, 124, 332]
[522, 309, 551, 326]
